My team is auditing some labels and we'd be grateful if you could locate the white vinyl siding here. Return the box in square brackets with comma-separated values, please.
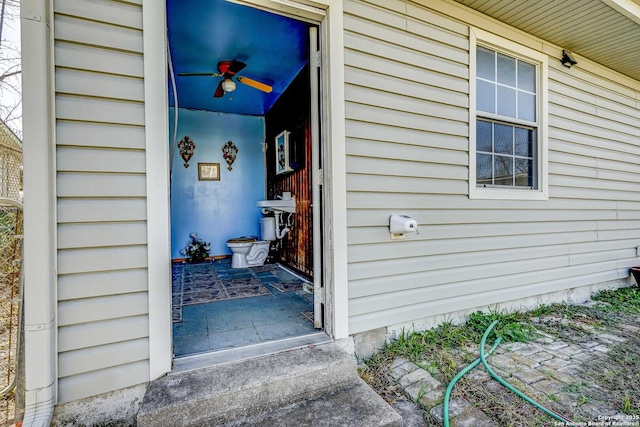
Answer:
[344, 0, 640, 334]
[53, 0, 149, 403]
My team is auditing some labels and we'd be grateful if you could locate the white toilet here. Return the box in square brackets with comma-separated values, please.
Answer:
[227, 217, 276, 268]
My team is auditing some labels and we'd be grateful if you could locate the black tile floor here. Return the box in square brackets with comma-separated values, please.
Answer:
[172, 259, 316, 357]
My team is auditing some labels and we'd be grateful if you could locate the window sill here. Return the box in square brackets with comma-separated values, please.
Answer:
[469, 186, 548, 201]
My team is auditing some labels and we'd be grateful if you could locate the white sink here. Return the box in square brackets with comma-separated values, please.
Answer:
[257, 198, 296, 213]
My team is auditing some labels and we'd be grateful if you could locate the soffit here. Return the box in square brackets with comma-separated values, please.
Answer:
[452, 0, 640, 82]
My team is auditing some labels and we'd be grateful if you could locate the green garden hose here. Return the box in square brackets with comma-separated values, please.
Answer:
[443, 320, 580, 427]
[442, 335, 502, 427]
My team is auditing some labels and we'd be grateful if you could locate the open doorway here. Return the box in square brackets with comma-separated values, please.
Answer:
[166, 0, 325, 360]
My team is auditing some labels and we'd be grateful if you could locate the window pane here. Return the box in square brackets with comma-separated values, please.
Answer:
[497, 86, 516, 118]
[474, 44, 541, 192]
[494, 155, 513, 186]
[477, 46, 495, 80]
[515, 158, 534, 187]
[477, 153, 492, 185]
[494, 124, 513, 154]
[514, 127, 533, 157]
[517, 61, 535, 92]
[477, 120, 493, 152]
[497, 53, 516, 86]
[477, 80, 495, 114]
[518, 92, 536, 122]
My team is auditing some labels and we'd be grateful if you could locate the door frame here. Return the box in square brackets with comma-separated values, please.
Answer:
[143, 0, 348, 380]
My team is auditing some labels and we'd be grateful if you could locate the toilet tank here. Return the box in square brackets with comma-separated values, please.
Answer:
[260, 217, 276, 241]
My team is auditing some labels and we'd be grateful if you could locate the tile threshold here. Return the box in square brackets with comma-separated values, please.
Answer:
[171, 331, 332, 374]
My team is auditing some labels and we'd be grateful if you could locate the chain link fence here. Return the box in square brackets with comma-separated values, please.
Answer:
[0, 123, 22, 203]
[0, 150, 21, 203]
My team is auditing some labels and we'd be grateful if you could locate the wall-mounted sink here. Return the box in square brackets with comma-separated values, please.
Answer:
[257, 198, 296, 213]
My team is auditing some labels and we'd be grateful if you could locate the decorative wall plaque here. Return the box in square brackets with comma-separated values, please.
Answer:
[221, 140, 238, 171]
[178, 135, 196, 168]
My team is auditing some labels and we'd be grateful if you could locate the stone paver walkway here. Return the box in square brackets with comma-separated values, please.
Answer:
[385, 305, 640, 426]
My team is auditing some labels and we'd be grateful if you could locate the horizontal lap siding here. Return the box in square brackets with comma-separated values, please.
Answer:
[53, 0, 149, 403]
[345, 0, 640, 334]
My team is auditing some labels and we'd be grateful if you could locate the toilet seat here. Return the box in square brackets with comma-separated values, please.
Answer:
[227, 236, 258, 244]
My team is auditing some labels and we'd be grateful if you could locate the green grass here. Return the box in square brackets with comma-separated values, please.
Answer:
[382, 309, 538, 361]
[592, 286, 640, 314]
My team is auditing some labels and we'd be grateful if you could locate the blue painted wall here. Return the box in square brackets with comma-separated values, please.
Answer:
[170, 108, 266, 258]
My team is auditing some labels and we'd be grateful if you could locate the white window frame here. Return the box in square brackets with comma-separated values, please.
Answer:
[469, 28, 549, 200]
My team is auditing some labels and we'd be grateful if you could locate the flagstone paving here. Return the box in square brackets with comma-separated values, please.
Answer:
[370, 302, 640, 426]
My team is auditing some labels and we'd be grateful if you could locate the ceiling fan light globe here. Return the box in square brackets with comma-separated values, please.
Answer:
[221, 79, 236, 93]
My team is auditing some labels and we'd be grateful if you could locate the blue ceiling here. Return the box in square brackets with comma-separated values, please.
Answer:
[167, 0, 311, 116]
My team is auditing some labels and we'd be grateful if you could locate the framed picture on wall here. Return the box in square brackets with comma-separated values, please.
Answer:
[275, 130, 294, 175]
[198, 163, 220, 181]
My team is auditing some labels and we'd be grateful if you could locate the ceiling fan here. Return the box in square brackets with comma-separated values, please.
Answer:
[178, 60, 273, 98]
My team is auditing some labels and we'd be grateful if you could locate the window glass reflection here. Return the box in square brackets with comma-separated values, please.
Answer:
[477, 153, 493, 185]
[477, 46, 495, 80]
[497, 53, 516, 86]
[477, 120, 493, 152]
[494, 124, 513, 155]
[494, 155, 513, 186]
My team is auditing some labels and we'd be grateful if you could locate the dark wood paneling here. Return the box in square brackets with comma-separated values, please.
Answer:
[265, 65, 313, 278]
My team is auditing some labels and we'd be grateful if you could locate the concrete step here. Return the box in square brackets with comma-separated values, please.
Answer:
[222, 378, 402, 427]
[137, 342, 401, 427]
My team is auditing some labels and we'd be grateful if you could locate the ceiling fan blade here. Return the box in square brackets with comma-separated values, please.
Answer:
[213, 81, 224, 98]
[218, 60, 246, 76]
[237, 76, 272, 93]
[228, 60, 246, 75]
[178, 72, 223, 77]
